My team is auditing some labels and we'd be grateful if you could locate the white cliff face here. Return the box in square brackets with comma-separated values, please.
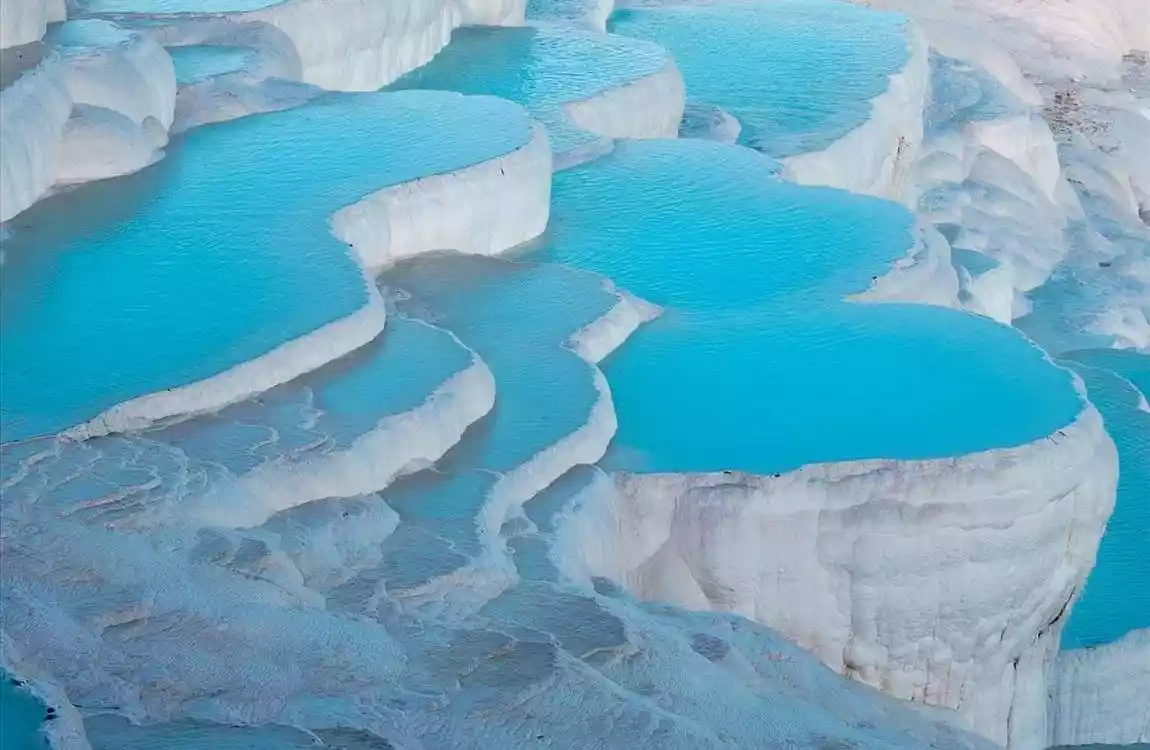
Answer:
[143, 19, 315, 132]
[55, 103, 168, 185]
[1049, 628, 1150, 746]
[563, 58, 686, 143]
[455, 0, 526, 26]
[855, 0, 1149, 82]
[54, 21, 176, 131]
[782, 25, 929, 204]
[0, 0, 65, 50]
[235, 0, 524, 92]
[332, 123, 553, 273]
[240, 0, 459, 91]
[0, 58, 71, 222]
[553, 401, 1117, 748]
[0, 21, 176, 223]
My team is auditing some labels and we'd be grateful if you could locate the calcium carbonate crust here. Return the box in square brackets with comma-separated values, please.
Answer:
[332, 123, 553, 273]
[553, 398, 1116, 749]
[0, 0, 65, 50]
[563, 58, 686, 144]
[0, 57, 71, 222]
[389, 284, 661, 616]
[1048, 627, 1150, 746]
[783, 22, 929, 204]
[235, 0, 525, 92]
[142, 18, 315, 132]
[193, 338, 498, 529]
[0, 21, 176, 222]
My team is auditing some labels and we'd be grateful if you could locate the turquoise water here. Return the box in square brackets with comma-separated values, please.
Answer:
[0, 673, 49, 750]
[608, 0, 909, 158]
[1061, 350, 1150, 649]
[151, 312, 473, 474]
[388, 254, 617, 474]
[526, 0, 604, 25]
[388, 26, 669, 156]
[372, 255, 621, 592]
[169, 45, 251, 84]
[533, 139, 1081, 473]
[45, 19, 136, 49]
[952, 247, 1001, 277]
[0, 91, 532, 441]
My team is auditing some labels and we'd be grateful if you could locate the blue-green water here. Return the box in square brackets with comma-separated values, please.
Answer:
[388, 254, 617, 474]
[1061, 350, 1150, 649]
[0, 91, 532, 441]
[532, 139, 1081, 473]
[388, 26, 669, 156]
[169, 45, 251, 84]
[608, 0, 909, 158]
[371, 255, 622, 592]
[526, 0, 604, 26]
[45, 18, 136, 49]
[148, 312, 474, 475]
[1, 673, 49, 750]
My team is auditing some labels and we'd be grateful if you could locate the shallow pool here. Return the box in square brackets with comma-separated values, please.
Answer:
[532, 139, 1081, 474]
[388, 26, 669, 156]
[0, 91, 532, 441]
[608, 0, 908, 158]
[1061, 350, 1150, 649]
[387, 254, 618, 474]
[169, 45, 251, 84]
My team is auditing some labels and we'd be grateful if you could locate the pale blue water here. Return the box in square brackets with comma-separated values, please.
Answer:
[388, 26, 668, 156]
[0, 91, 532, 441]
[0, 673, 49, 750]
[608, 0, 908, 158]
[1061, 350, 1150, 650]
[533, 139, 1081, 473]
[169, 45, 251, 84]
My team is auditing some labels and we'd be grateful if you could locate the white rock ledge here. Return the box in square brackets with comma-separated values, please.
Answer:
[195, 338, 498, 529]
[396, 284, 660, 614]
[0, 21, 176, 222]
[554, 399, 1117, 749]
[237, 0, 524, 92]
[0, 57, 71, 222]
[0, 0, 65, 50]
[64, 276, 387, 441]
[564, 58, 686, 143]
[782, 22, 928, 203]
[333, 123, 553, 274]
[1048, 628, 1150, 746]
